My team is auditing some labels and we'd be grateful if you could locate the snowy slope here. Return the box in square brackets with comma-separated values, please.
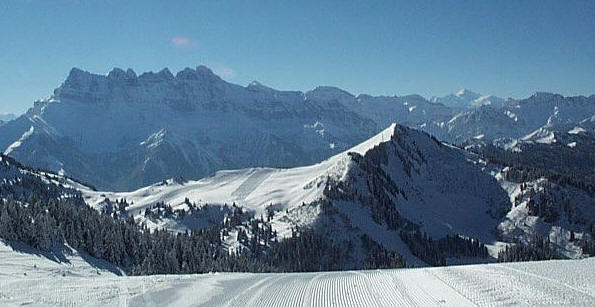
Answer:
[485, 134, 595, 259]
[496, 175, 594, 258]
[81, 124, 399, 235]
[1, 241, 593, 306]
[82, 123, 511, 265]
[0, 153, 86, 201]
[502, 113, 595, 151]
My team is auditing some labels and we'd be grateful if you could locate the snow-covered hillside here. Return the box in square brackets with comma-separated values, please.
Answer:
[1, 241, 593, 306]
[81, 123, 514, 265]
[77, 120, 595, 262]
[0, 154, 84, 201]
[1, 116, 592, 268]
[496, 113, 595, 152]
[82, 124, 399, 219]
[481, 133, 595, 259]
[496, 174, 594, 258]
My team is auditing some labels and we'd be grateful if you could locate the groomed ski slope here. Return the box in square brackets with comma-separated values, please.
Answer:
[1, 243, 593, 306]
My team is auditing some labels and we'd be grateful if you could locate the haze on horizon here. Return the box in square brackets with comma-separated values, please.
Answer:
[1, 0, 594, 114]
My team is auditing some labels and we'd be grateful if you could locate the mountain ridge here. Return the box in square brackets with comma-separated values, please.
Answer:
[1, 65, 593, 191]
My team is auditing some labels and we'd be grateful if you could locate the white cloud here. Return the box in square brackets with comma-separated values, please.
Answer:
[171, 37, 192, 47]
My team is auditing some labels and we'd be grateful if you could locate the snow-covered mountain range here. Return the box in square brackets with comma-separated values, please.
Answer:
[82, 124, 507, 242]
[446, 93, 595, 145]
[0, 66, 593, 193]
[1, 120, 593, 268]
[0, 67, 379, 191]
[81, 123, 594, 263]
[430, 89, 504, 109]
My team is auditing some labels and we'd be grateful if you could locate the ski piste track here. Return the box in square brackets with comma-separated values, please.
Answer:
[230, 168, 276, 203]
[1, 252, 594, 307]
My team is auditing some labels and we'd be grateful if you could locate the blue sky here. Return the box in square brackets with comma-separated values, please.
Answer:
[1, 0, 594, 114]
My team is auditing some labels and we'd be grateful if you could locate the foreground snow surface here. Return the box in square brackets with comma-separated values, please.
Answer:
[1, 244, 594, 306]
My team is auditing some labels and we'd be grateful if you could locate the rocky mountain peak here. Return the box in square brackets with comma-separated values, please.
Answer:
[306, 86, 355, 101]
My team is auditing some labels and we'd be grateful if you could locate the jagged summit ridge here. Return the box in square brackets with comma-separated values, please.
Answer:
[54, 66, 232, 108]
[1, 65, 382, 190]
[2, 65, 593, 191]
[62, 65, 218, 84]
[65, 65, 220, 83]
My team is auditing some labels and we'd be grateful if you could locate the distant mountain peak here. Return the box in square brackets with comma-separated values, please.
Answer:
[157, 68, 175, 79]
[248, 80, 263, 87]
[430, 89, 503, 109]
[246, 80, 276, 93]
[64, 67, 91, 84]
[174, 67, 198, 80]
[196, 65, 214, 74]
[174, 66, 220, 82]
[306, 86, 355, 100]
[455, 88, 480, 99]
[107, 67, 138, 80]
[68, 67, 86, 76]
[530, 92, 562, 100]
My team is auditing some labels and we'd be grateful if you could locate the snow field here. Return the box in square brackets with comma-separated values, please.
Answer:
[2, 255, 594, 306]
[4, 239, 592, 307]
[430, 261, 595, 306]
